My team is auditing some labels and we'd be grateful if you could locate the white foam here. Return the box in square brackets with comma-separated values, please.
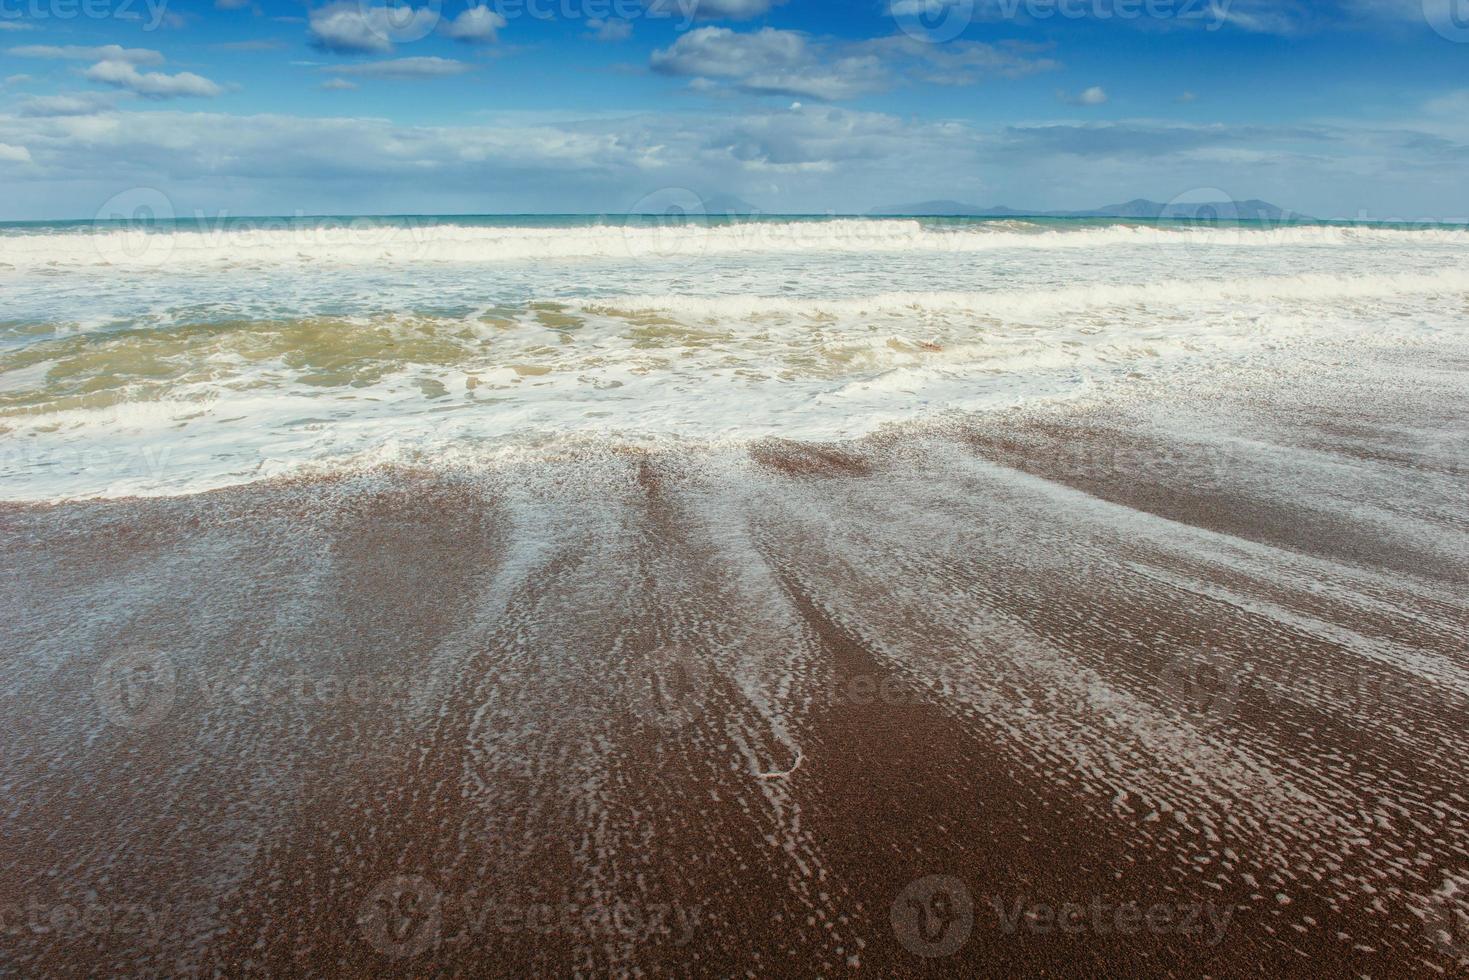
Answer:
[3, 219, 1468, 272]
[576, 268, 1469, 321]
[3, 217, 1468, 501]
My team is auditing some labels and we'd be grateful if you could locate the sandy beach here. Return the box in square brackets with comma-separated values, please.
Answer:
[2, 342, 1466, 976]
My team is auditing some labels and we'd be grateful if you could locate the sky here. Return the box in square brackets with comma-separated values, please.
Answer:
[1, 0, 1468, 219]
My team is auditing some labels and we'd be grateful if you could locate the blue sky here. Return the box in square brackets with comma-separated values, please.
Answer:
[1, 0, 1468, 218]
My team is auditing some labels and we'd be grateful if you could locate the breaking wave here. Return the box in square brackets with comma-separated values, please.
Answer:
[4, 217, 1469, 271]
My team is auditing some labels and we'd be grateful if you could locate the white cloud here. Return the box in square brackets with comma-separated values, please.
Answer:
[215, 0, 252, 7]
[84, 60, 223, 99]
[0, 21, 35, 30]
[308, 2, 440, 54]
[18, 92, 119, 116]
[8, 44, 164, 64]
[326, 57, 473, 78]
[440, 6, 505, 43]
[1059, 85, 1108, 106]
[652, 28, 856, 99]
[320, 78, 359, 91]
[4, 96, 1469, 219]
[3, 73, 31, 86]
[651, 28, 1056, 100]
[0, 142, 31, 162]
[587, 17, 633, 42]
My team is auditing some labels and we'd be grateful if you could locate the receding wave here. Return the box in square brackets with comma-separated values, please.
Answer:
[575, 269, 1469, 321]
[4, 218, 1469, 271]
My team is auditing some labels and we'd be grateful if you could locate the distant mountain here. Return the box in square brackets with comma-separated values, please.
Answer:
[867, 198, 1305, 220]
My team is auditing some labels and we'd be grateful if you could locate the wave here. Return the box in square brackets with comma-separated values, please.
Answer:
[575, 268, 1469, 321]
[3, 219, 1469, 271]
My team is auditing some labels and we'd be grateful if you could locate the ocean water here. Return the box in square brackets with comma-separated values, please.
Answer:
[1, 213, 1466, 500]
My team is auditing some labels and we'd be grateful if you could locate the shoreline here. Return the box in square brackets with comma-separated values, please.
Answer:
[2, 345, 1466, 974]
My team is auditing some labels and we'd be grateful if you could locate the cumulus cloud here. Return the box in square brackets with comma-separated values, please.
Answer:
[0, 142, 32, 163]
[326, 57, 473, 78]
[8, 44, 164, 64]
[308, 2, 439, 53]
[439, 6, 505, 43]
[84, 60, 223, 99]
[651, 27, 1055, 100]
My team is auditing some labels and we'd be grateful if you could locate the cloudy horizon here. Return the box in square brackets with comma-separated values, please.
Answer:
[3, 0, 1469, 220]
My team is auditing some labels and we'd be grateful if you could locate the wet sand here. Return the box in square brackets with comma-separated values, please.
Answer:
[2, 344, 1467, 976]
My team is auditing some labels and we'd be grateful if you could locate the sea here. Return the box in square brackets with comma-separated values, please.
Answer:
[2, 213, 1466, 500]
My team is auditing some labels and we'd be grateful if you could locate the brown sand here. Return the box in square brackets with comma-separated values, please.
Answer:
[1, 345, 1467, 976]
